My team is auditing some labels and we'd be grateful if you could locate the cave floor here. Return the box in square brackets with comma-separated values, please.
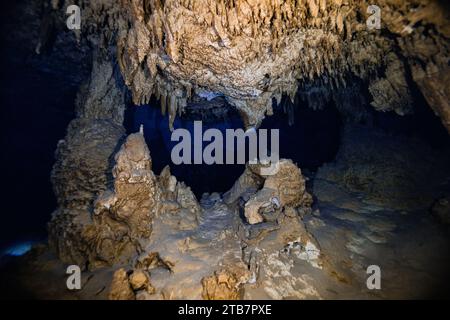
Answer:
[2, 175, 449, 300]
[305, 179, 450, 299]
[3, 124, 450, 299]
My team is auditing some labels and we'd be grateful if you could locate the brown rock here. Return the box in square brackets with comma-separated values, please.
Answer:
[108, 268, 135, 300]
[85, 131, 163, 266]
[237, 159, 312, 224]
[129, 270, 149, 291]
[202, 266, 249, 300]
[112, 0, 450, 131]
[48, 53, 126, 268]
[128, 269, 156, 295]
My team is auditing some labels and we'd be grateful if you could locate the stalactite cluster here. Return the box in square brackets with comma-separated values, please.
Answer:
[110, 0, 449, 130]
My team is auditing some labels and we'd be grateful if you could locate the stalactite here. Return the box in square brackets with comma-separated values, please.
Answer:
[108, 0, 450, 132]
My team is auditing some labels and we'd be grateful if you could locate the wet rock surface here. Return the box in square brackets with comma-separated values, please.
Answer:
[25, 0, 449, 131]
[315, 125, 450, 212]
[310, 124, 450, 298]
[1, 0, 450, 301]
[86, 131, 162, 268]
[5, 126, 450, 299]
[111, 0, 450, 131]
[48, 52, 127, 268]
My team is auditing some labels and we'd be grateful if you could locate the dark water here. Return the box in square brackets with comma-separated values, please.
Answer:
[124, 98, 342, 198]
[0, 1, 79, 252]
[125, 101, 247, 197]
[0, 64, 77, 253]
[1, 0, 445, 255]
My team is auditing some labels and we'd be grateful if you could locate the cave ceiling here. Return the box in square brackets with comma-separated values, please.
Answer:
[41, 0, 450, 132]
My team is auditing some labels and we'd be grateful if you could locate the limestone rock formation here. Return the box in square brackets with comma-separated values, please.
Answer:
[242, 212, 324, 299]
[85, 131, 163, 268]
[100, 160, 317, 300]
[129, 269, 156, 296]
[108, 268, 136, 300]
[226, 159, 312, 224]
[35, 1, 450, 132]
[314, 124, 450, 212]
[46, 47, 202, 268]
[110, 0, 449, 131]
[31, 0, 450, 301]
[368, 52, 413, 116]
[48, 53, 127, 268]
[50, 123, 205, 269]
[201, 266, 249, 300]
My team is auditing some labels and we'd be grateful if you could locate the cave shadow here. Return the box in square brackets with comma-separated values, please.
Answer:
[124, 96, 343, 198]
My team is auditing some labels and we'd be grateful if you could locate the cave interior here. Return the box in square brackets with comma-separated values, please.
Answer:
[0, 0, 450, 300]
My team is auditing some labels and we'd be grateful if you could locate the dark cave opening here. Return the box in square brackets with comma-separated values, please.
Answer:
[371, 85, 450, 150]
[0, 0, 448, 265]
[0, 0, 87, 254]
[0, 0, 449, 301]
[124, 96, 343, 198]
[124, 97, 246, 198]
[124, 83, 450, 201]
[0, 59, 78, 253]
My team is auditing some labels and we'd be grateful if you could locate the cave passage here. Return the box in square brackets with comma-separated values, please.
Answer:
[124, 97, 342, 197]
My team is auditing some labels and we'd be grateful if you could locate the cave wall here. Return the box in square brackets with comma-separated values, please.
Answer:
[114, 0, 450, 131]
[37, 0, 450, 268]
[48, 52, 127, 267]
[33, 0, 450, 132]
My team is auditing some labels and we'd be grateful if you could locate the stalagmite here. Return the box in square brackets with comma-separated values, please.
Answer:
[6, 0, 450, 301]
